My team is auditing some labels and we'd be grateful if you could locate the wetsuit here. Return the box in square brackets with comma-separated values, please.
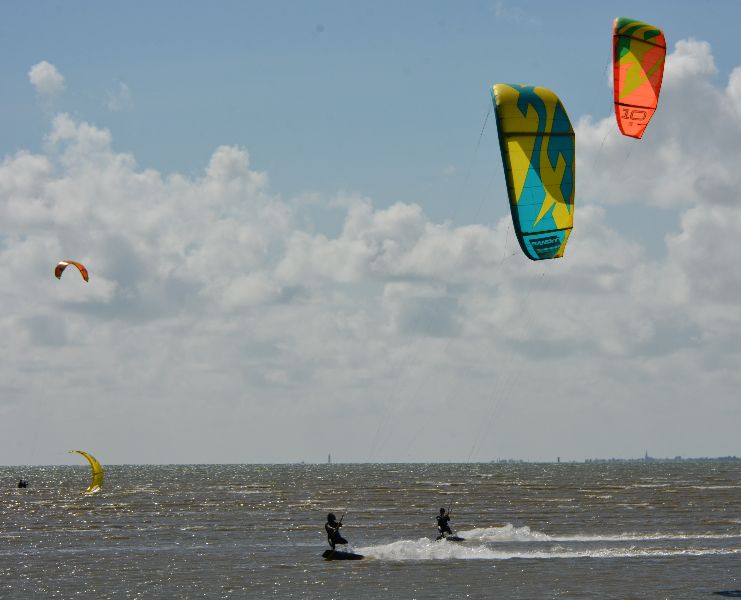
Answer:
[325, 519, 348, 549]
[436, 513, 452, 539]
[17, 479, 27, 488]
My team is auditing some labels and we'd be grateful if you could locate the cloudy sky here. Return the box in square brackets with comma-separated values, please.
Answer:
[1, 1, 740, 465]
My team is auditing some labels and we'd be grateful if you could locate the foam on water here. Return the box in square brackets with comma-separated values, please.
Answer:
[463, 524, 551, 542]
[355, 524, 741, 561]
[461, 524, 741, 543]
[356, 536, 741, 561]
[550, 532, 741, 542]
[356, 538, 503, 560]
[690, 485, 741, 490]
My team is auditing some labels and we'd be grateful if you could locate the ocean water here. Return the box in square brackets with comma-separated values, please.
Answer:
[1, 462, 740, 599]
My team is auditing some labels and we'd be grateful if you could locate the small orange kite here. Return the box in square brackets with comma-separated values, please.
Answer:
[55, 260, 89, 282]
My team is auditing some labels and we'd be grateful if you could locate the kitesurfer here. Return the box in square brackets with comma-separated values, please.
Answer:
[17, 479, 28, 488]
[325, 513, 348, 549]
[436, 507, 452, 540]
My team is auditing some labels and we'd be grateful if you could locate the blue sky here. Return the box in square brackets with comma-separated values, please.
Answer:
[2, 1, 741, 464]
[3, 0, 738, 227]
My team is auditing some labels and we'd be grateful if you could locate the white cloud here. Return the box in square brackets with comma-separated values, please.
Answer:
[727, 67, 741, 124]
[577, 39, 741, 210]
[28, 61, 65, 97]
[2, 38, 741, 464]
[664, 39, 717, 82]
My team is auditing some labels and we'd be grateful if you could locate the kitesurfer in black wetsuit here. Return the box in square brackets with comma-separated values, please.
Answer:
[436, 507, 452, 540]
[17, 479, 28, 488]
[325, 513, 348, 549]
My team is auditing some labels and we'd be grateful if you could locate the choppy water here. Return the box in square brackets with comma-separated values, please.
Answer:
[1, 462, 740, 599]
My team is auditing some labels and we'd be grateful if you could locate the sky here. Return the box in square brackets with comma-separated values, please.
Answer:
[1, 1, 741, 465]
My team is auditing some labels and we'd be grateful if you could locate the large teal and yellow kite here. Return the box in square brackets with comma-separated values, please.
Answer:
[491, 84, 575, 261]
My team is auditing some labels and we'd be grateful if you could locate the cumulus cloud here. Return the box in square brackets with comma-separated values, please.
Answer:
[664, 39, 717, 82]
[572, 40, 741, 364]
[727, 67, 741, 123]
[2, 39, 741, 464]
[577, 38, 741, 211]
[28, 61, 65, 96]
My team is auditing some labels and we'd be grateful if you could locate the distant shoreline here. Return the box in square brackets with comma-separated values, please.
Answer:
[4, 457, 741, 467]
[582, 455, 741, 464]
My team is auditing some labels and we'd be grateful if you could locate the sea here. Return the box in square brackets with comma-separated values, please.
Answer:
[1, 462, 740, 599]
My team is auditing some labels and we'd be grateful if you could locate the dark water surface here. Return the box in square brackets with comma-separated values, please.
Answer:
[1, 463, 740, 599]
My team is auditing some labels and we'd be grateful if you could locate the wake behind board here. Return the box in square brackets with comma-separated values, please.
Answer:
[322, 549, 364, 561]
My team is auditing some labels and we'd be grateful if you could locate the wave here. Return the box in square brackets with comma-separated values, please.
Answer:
[355, 536, 741, 562]
[461, 525, 741, 543]
[689, 485, 741, 490]
[463, 525, 550, 542]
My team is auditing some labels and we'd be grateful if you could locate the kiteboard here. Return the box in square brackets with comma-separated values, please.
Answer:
[436, 534, 465, 542]
[713, 592, 741, 598]
[322, 549, 364, 561]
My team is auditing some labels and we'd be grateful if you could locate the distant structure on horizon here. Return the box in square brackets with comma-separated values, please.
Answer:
[328, 454, 331, 465]
[485, 452, 741, 465]
[585, 452, 740, 464]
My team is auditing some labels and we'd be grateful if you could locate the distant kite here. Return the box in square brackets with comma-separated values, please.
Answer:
[69, 450, 104, 495]
[55, 260, 89, 282]
[491, 83, 575, 261]
[613, 17, 666, 139]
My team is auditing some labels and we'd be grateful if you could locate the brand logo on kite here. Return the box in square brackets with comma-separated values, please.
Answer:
[530, 236, 562, 258]
[530, 237, 560, 247]
[620, 108, 648, 122]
